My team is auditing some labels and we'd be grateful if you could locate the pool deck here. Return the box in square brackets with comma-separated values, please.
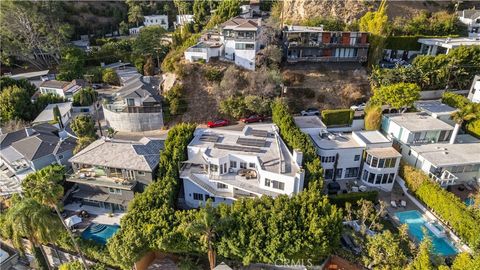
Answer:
[64, 203, 125, 227]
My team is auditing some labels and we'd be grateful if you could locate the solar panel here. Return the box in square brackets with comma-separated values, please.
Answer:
[214, 143, 263, 153]
[237, 137, 266, 147]
[200, 134, 220, 142]
[251, 129, 270, 137]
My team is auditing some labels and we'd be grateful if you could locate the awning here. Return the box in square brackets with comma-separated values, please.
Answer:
[182, 151, 208, 165]
[65, 215, 82, 228]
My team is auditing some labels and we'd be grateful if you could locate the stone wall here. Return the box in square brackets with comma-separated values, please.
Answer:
[103, 107, 164, 132]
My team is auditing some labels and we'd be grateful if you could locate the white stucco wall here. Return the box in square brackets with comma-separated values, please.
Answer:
[103, 107, 164, 132]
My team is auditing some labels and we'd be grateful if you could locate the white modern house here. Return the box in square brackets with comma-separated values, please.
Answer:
[381, 110, 480, 187]
[468, 75, 480, 103]
[39, 80, 84, 100]
[143, 15, 169, 29]
[417, 37, 480, 56]
[184, 17, 264, 70]
[295, 116, 400, 191]
[179, 125, 305, 208]
[175, 14, 194, 28]
[457, 9, 480, 37]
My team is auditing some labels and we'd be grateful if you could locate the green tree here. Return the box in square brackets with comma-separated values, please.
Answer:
[219, 96, 248, 118]
[450, 104, 478, 144]
[34, 93, 66, 116]
[133, 25, 168, 57]
[1, 198, 63, 269]
[128, 5, 143, 27]
[407, 236, 434, 270]
[0, 85, 33, 122]
[143, 55, 155, 76]
[119, 21, 129, 35]
[74, 136, 96, 154]
[364, 105, 382, 130]
[53, 105, 64, 129]
[371, 83, 420, 110]
[102, 68, 120, 86]
[22, 165, 90, 270]
[244, 95, 271, 115]
[0, 77, 37, 96]
[193, 0, 211, 30]
[451, 253, 480, 270]
[184, 202, 221, 270]
[72, 87, 97, 107]
[71, 115, 97, 138]
[359, 0, 389, 67]
[362, 230, 408, 269]
[57, 47, 86, 81]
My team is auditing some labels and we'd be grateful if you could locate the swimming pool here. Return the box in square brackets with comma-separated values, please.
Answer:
[394, 210, 457, 256]
[465, 197, 475, 206]
[81, 223, 120, 245]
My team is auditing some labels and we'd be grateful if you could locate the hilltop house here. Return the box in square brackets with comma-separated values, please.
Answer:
[103, 71, 164, 132]
[32, 102, 73, 126]
[66, 137, 164, 212]
[175, 14, 194, 28]
[381, 107, 480, 187]
[180, 125, 305, 208]
[39, 79, 84, 100]
[184, 17, 264, 70]
[295, 116, 400, 191]
[457, 9, 480, 37]
[282, 25, 369, 63]
[468, 75, 480, 103]
[144, 15, 169, 29]
[418, 37, 480, 56]
[0, 124, 76, 196]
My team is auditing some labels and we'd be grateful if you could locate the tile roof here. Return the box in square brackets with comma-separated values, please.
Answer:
[69, 137, 164, 172]
[220, 17, 259, 30]
[39, 80, 71, 89]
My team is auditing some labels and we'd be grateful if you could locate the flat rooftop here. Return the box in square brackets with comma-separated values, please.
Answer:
[309, 132, 362, 150]
[354, 130, 391, 145]
[411, 135, 480, 167]
[386, 112, 454, 132]
[418, 37, 480, 48]
[188, 125, 300, 176]
[415, 100, 457, 116]
[293, 116, 326, 129]
[366, 147, 401, 159]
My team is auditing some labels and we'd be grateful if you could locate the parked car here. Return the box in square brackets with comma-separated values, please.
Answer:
[300, 108, 320, 116]
[207, 119, 230, 128]
[350, 103, 367, 111]
[240, 115, 264, 123]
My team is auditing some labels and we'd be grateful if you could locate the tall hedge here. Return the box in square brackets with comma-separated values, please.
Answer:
[321, 109, 354, 127]
[385, 35, 459, 51]
[329, 191, 379, 208]
[399, 164, 480, 250]
[441, 92, 480, 138]
[271, 99, 324, 188]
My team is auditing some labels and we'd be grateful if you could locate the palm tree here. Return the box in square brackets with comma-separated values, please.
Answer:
[21, 165, 89, 270]
[450, 104, 478, 144]
[1, 198, 63, 269]
[128, 5, 144, 27]
[186, 202, 221, 270]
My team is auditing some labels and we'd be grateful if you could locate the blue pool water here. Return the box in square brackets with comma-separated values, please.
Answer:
[395, 210, 457, 256]
[81, 223, 120, 245]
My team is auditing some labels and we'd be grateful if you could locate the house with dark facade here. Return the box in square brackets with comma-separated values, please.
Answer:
[66, 137, 164, 212]
[282, 25, 369, 63]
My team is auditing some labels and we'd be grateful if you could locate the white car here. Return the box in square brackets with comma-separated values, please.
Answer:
[301, 108, 320, 116]
[350, 103, 367, 111]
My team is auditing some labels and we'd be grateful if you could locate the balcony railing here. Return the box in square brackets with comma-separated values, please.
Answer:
[67, 170, 136, 190]
[104, 103, 162, 114]
[287, 56, 367, 63]
[428, 170, 458, 187]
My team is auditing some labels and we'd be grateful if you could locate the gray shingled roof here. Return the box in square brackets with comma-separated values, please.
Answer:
[221, 17, 259, 30]
[69, 137, 164, 171]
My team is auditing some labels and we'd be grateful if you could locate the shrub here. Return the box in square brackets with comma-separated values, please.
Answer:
[364, 105, 382, 130]
[102, 68, 120, 86]
[321, 109, 354, 126]
[466, 119, 480, 139]
[399, 163, 480, 250]
[204, 67, 223, 82]
[328, 191, 378, 208]
[441, 92, 470, 109]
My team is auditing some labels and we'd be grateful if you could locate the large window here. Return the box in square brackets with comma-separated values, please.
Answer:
[230, 161, 237, 168]
[249, 163, 255, 168]
[366, 155, 372, 165]
[371, 157, 379, 168]
[108, 188, 122, 195]
[368, 172, 376, 183]
[240, 162, 247, 169]
[325, 169, 334, 180]
[217, 183, 228, 189]
[354, 155, 360, 161]
[335, 168, 343, 179]
[272, 180, 285, 190]
[345, 167, 359, 178]
[193, 193, 204, 201]
[321, 156, 336, 163]
[235, 43, 255, 50]
[265, 178, 271, 187]
[210, 164, 218, 172]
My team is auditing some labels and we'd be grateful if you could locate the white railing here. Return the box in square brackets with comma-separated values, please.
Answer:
[428, 170, 458, 187]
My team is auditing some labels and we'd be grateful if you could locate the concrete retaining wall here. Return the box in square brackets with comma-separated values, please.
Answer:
[103, 107, 164, 132]
[419, 89, 469, 100]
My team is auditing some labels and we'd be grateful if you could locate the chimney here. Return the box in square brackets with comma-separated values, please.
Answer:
[293, 149, 303, 166]
[25, 127, 35, 137]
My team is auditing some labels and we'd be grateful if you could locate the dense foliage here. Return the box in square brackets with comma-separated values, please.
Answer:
[164, 84, 187, 116]
[57, 47, 86, 81]
[391, 11, 467, 36]
[72, 87, 97, 107]
[321, 109, 355, 126]
[102, 68, 120, 86]
[364, 105, 382, 131]
[0, 86, 35, 122]
[328, 191, 378, 208]
[358, 0, 388, 67]
[370, 46, 480, 90]
[370, 82, 420, 109]
[442, 92, 480, 138]
[399, 164, 480, 250]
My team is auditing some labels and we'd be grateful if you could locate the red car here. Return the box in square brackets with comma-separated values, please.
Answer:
[240, 115, 264, 123]
[207, 119, 230, 128]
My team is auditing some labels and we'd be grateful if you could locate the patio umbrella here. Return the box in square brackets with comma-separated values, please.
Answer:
[65, 215, 82, 228]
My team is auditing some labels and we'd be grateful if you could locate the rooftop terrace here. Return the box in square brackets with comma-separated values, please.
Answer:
[385, 112, 454, 132]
